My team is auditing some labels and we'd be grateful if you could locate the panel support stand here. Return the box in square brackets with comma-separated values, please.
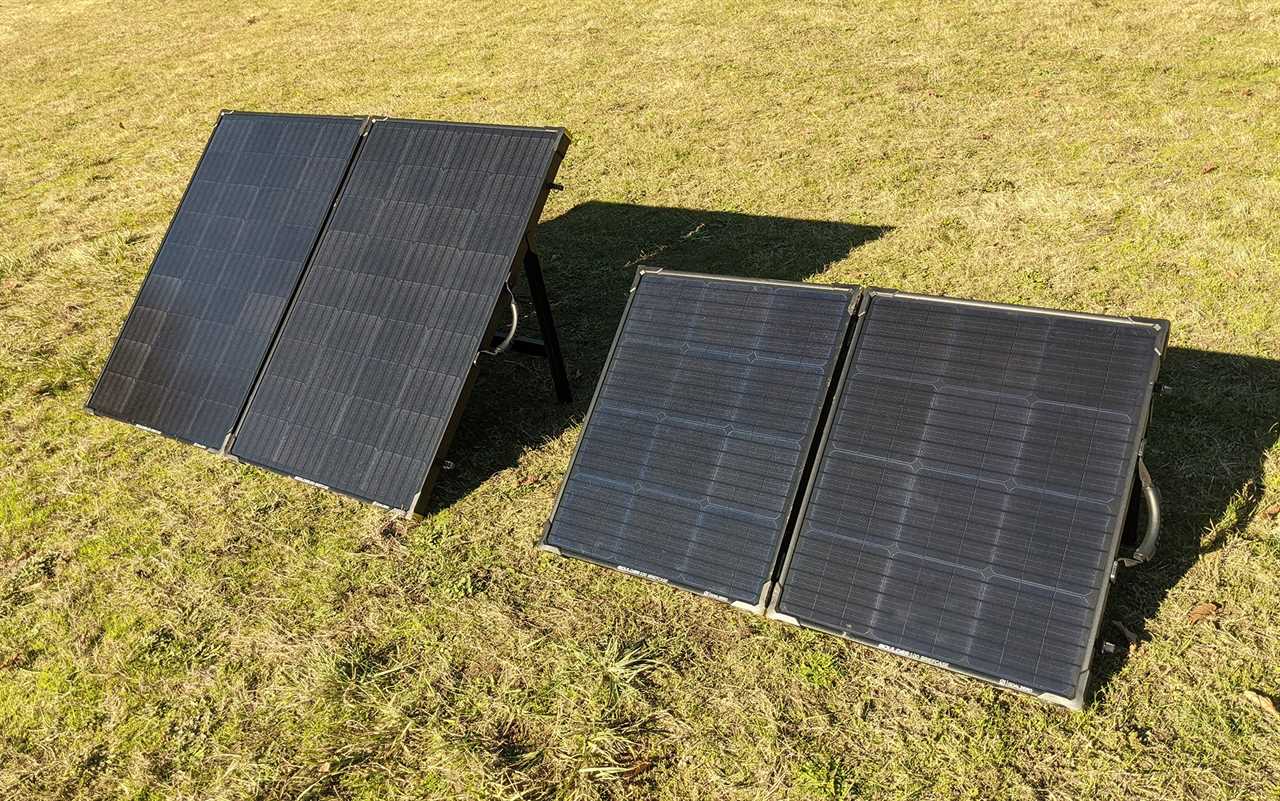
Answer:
[502, 249, 572, 403]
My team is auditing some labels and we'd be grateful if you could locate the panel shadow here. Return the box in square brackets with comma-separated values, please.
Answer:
[424, 201, 890, 511]
[1090, 347, 1280, 700]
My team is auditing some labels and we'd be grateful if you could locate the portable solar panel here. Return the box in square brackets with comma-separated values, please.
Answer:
[769, 291, 1167, 707]
[230, 119, 569, 513]
[542, 270, 858, 609]
[87, 112, 366, 448]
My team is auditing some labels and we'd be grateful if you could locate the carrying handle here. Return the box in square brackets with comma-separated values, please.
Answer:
[482, 285, 519, 356]
[1118, 457, 1160, 567]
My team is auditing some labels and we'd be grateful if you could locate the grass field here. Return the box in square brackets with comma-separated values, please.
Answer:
[2, 1, 1279, 798]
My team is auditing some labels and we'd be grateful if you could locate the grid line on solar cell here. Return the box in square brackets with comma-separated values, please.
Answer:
[544, 272, 856, 606]
[774, 293, 1163, 701]
[88, 113, 365, 448]
[230, 119, 566, 510]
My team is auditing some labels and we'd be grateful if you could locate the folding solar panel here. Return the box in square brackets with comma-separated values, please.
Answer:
[87, 112, 366, 448]
[769, 291, 1167, 707]
[230, 119, 569, 513]
[542, 270, 858, 609]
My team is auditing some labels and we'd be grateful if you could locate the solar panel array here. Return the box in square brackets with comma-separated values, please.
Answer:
[88, 113, 364, 448]
[230, 120, 568, 511]
[542, 272, 856, 606]
[771, 293, 1165, 703]
[87, 109, 1170, 707]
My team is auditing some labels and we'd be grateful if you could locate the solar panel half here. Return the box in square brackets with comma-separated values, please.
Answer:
[88, 112, 366, 448]
[542, 271, 858, 610]
[230, 119, 569, 513]
[769, 291, 1167, 707]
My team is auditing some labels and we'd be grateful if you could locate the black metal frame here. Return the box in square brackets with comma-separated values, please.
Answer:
[764, 288, 1170, 709]
[484, 244, 573, 404]
[538, 268, 860, 613]
[403, 127, 572, 517]
[85, 111, 369, 452]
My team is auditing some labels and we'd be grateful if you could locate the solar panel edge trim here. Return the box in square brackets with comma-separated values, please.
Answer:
[375, 117, 570, 141]
[537, 268, 647, 567]
[220, 114, 375, 455]
[764, 287, 876, 621]
[540, 268, 861, 613]
[405, 131, 570, 516]
[1069, 307, 1167, 708]
[768, 288, 1169, 709]
[229, 119, 569, 514]
[85, 110, 237, 446]
[221, 114, 375, 472]
[86, 111, 368, 451]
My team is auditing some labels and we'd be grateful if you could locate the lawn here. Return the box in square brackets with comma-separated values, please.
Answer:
[1, 1, 1279, 799]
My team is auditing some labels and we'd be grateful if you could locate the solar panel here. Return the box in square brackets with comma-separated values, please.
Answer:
[87, 112, 366, 448]
[770, 291, 1167, 707]
[230, 119, 569, 512]
[542, 271, 858, 609]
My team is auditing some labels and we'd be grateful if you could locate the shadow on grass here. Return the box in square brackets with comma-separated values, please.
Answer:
[426, 200, 890, 510]
[1090, 347, 1280, 701]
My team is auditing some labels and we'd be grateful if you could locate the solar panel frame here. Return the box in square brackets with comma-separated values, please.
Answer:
[228, 117, 570, 515]
[86, 110, 368, 451]
[767, 289, 1168, 709]
[540, 269, 860, 612]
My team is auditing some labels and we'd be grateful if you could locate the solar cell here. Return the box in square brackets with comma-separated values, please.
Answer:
[770, 291, 1167, 706]
[230, 119, 568, 512]
[542, 270, 858, 609]
[88, 112, 366, 448]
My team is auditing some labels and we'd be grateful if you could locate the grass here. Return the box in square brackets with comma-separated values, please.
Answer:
[1, 0, 1279, 798]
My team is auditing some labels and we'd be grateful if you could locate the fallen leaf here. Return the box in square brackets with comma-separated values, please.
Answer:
[1187, 602, 1219, 624]
[1242, 690, 1278, 718]
[518, 474, 544, 487]
[1202, 163, 1218, 174]
[622, 760, 654, 779]
[1262, 503, 1280, 519]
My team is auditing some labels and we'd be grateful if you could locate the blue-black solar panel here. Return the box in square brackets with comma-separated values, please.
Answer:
[88, 112, 365, 448]
[230, 119, 568, 511]
[543, 271, 857, 608]
[771, 292, 1167, 706]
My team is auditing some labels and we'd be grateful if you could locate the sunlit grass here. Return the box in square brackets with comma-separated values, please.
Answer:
[1, 1, 1278, 799]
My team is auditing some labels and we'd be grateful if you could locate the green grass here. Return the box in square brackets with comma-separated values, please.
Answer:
[2, 1, 1279, 798]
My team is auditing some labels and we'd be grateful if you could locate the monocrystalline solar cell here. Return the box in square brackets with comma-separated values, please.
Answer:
[543, 271, 858, 609]
[88, 112, 365, 448]
[770, 291, 1167, 706]
[230, 119, 568, 512]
